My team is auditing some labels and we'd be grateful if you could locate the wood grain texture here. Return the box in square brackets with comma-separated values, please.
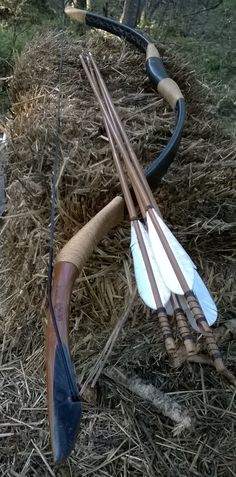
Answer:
[46, 197, 125, 461]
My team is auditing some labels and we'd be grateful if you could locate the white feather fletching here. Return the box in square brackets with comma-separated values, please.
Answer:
[166, 295, 201, 332]
[165, 300, 174, 316]
[165, 295, 201, 332]
[177, 295, 200, 332]
[130, 222, 170, 309]
[177, 270, 217, 332]
[0, 132, 7, 144]
[146, 209, 194, 295]
[193, 270, 217, 326]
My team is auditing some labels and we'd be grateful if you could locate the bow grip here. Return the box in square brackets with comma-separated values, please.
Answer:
[146, 43, 183, 110]
[57, 196, 124, 270]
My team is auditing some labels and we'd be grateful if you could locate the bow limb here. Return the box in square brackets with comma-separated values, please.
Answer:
[46, 196, 124, 463]
[65, 6, 186, 188]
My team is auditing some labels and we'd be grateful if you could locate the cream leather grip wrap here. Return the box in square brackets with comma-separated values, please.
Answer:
[65, 6, 86, 23]
[57, 196, 124, 272]
[158, 78, 183, 110]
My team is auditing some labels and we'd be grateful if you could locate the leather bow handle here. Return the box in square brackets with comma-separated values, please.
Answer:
[57, 196, 124, 269]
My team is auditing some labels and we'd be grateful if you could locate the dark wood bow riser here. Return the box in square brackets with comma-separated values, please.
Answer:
[47, 197, 124, 463]
[47, 262, 81, 464]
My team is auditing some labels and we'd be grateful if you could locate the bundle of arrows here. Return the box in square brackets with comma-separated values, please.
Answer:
[80, 51, 224, 369]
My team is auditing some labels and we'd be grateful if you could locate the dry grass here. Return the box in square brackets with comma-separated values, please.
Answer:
[0, 29, 235, 476]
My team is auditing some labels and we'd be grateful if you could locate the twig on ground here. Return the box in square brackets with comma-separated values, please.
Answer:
[80, 288, 137, 396]
[104, 367, 193, 435]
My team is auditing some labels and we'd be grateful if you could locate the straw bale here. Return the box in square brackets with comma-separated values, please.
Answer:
[0, 29, 235, 476]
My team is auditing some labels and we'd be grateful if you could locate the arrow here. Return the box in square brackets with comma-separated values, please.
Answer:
[80, 53, 179, 353]
[81, 54, 190, 355]
[87, 53, 193, 295]
[83, 52, 218, 338]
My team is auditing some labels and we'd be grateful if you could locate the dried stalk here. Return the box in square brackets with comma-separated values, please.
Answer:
[104, 367, 193, 435]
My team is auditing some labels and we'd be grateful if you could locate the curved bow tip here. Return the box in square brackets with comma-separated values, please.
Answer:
[48, 344, 82, 464]
[52, 398, 82, 464]
[64, 6, 86, 24]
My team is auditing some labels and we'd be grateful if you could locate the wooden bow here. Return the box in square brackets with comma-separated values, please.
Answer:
[47, 5, 187, 463]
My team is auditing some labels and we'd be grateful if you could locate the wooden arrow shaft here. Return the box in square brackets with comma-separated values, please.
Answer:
[87, 55, 214, 334]
[81, 54, 177, 350]
[86, 55, 193, 295]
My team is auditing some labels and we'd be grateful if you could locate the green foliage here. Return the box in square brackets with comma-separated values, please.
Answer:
[0, 0, 235, 130]
[150, 0, 235, 87]
[0, 1, 60, 115]
[0, 0, 27, 16]
[142, 0, 236, 134]
[0, 4, 60, 67]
